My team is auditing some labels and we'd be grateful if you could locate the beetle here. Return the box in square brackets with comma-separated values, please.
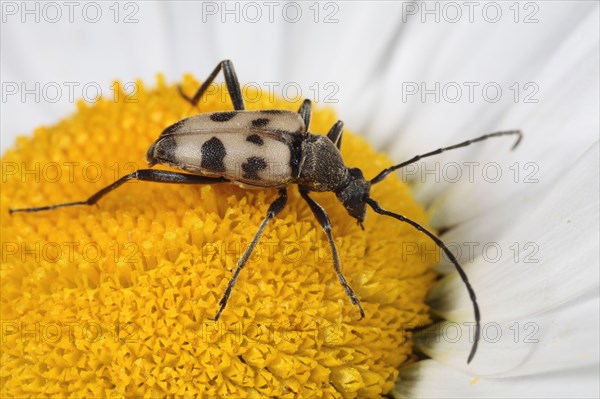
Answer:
[9, 60, 522, 363]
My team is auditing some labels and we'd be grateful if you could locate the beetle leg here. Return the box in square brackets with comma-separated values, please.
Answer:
[326, 121, 344, 150]
[213, 189, 287, 320]
[9, 170, 228, 214]
[299, 188, 365, 319]
[297, 99, 312, 133]
[178, 59, 245, 111]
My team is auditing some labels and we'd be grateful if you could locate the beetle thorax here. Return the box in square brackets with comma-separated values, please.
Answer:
[297, 134, 349, 192]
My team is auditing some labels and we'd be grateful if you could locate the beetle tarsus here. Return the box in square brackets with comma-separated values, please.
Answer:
[9, 200, 89, 214]
[177, 84, 193, 104]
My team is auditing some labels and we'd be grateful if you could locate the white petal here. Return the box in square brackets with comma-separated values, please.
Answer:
[361, 3, 599, 226]
[415, 295, 600, 376]
[393, 359, 600, 399]
[430, 141, 599, 321]
[1, 3, 173, 150]
[436, 138, 600, 273]
[428, 8, 600, 227]
[1, 2, 408, 150]
[416, 143, 600, 375]
[284, 2, 406, 115]
[369, 2, 597, 147]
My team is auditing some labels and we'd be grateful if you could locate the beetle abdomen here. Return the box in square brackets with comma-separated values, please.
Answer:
[147, 110, 305, 187]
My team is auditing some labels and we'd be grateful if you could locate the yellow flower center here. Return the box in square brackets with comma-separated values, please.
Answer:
[1, 75, 437, 398]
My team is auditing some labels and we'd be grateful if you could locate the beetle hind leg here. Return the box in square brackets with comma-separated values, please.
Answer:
[178, 60, 245, 111]
[9, 170, 228, 214]
[212, 189, 288, 320]
[299, 188, 365, 318]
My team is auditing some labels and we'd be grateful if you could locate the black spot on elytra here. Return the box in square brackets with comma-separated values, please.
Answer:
[246, 134, 264, 146]
[251, 118, 270, 128]
[242, 157, 267, 180]
[201, 137, 226, 172]
[154, 136, 177, 161]
[210, 112, 237, 122]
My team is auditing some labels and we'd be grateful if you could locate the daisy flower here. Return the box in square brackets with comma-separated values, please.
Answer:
[1, 1, 598, 398]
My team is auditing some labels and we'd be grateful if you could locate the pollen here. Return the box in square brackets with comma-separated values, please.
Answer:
[0, 75, 437, 398]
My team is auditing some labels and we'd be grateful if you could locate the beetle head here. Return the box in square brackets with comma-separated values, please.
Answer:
[336, 168, 371, 229]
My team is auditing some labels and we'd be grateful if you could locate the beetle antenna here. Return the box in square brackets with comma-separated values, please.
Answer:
[365, 197, 480, 364]
[370, 130, 522, 184]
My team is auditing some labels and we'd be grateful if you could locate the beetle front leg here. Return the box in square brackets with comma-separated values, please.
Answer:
[299, 188, 365, 318]
[213, 188, 288, 320]
[178, 60, 245, 111]
[9, 170, 228, 214]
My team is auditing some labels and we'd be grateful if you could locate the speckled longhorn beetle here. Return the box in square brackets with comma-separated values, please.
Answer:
[10, 60, 522, 363]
